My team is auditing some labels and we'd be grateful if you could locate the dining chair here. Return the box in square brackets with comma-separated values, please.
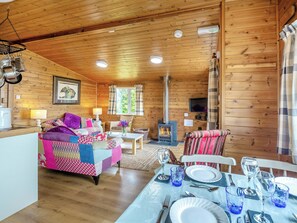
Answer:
[255, 158, 297, 176]
[169, 129, 231, 166]
[180, 154, 237, 173]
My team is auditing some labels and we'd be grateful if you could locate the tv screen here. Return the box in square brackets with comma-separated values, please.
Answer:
[189, 98, 207, 112]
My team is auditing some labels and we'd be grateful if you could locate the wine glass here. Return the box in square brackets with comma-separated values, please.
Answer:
[253, 171, 275, 223]
[157, 148, 170, 180]
[241, 157, 259, 196]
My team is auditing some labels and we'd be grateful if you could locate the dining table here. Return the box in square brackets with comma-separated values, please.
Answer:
[115, 164, 297, 223]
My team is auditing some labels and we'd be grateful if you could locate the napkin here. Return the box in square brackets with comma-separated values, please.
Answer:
[154, 174, 170, 184]
[247, 210, 274, 223]
[289, 194, 297, 200]
[184, 172, 228, 187]
[238, 188, 260, 200]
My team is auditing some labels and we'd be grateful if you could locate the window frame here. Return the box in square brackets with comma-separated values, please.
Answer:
[116, 87, 136, 115]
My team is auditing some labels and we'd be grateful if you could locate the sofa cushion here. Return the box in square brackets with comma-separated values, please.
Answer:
[64, 112, 81, 129]
[92, 141, 108, 150]
[47, 126, 77, 135]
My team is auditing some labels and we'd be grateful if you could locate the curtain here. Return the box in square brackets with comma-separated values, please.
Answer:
[134, 84, 144, 116]
[277, 22, 297, 155]
[207, 57, 219, 130]
[107, 85, 117, 115]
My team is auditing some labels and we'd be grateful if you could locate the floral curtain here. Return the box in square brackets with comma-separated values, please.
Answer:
[277, 21, 297, 155]
[134, 84, 144, 116]
[107, 85, 117, 115]
[207, 57, 219, 130]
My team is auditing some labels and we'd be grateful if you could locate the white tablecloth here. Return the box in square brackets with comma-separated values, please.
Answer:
[116, 164, 297, 223]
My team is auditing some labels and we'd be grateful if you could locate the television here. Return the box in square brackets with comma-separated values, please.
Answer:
[189, 98, 208, 112]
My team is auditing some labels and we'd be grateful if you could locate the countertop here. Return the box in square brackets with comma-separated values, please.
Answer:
[0, 126, 40, 139]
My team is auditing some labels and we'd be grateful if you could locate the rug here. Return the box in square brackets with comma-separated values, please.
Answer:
[120, 142, 183, 172]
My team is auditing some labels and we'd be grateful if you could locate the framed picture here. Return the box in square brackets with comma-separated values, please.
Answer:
[52, 76, 81, 104]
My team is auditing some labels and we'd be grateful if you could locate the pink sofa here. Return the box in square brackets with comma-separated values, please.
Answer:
[39, 132, 122, 185]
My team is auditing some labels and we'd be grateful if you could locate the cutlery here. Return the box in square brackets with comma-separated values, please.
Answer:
[184, 191, 221, 205]
[244, 214, 251, 223]
[156, 195, 170, 223]
[190, 184, 219, 192]
[293, 213, 297, 220]
[228, 174, 236, 187]
[237, 216, 243, 223]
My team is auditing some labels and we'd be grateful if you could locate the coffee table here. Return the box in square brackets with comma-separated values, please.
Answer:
[107, 132, 143, 155]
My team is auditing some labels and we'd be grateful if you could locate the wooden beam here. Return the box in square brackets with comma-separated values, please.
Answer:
[15, 4, 219, 43]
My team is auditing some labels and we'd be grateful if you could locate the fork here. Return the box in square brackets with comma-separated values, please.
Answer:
[190, 184, 219, 192]
[228, 174, 236, 187]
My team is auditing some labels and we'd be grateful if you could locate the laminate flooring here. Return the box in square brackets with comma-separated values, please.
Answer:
[3, 167, 153, 223]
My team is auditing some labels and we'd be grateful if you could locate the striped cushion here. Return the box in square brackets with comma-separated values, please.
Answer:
[184, 129, 230, 167]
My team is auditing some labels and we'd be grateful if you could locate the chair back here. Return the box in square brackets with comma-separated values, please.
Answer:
[181, 154, 236, 173]
[255, 158, 297, 176]
[183, 129, 230, 156]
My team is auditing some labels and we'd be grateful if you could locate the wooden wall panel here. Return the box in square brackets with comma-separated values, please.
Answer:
[97, 77, 208, 141]
[222, 0, 278, 167]
[11, 50, 96, 126]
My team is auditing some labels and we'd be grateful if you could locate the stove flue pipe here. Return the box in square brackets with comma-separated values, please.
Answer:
[163, 74, 170, 124]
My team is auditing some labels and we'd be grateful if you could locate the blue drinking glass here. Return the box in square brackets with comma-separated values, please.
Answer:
[225, 186, 244, 214]
[271, 183, 289, 208]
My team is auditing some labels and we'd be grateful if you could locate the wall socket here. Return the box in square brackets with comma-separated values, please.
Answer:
[15, 95, 21, 99]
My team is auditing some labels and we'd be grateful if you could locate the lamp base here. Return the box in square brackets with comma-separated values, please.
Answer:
[36, 119, 41, 127]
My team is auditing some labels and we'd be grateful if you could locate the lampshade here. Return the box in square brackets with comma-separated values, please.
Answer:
[93, 108, 102, 115]
[31, 109, 47, 119]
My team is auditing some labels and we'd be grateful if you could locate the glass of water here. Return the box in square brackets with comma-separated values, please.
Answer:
[241, 157, 259, 196]
[157, 148, 170, 180]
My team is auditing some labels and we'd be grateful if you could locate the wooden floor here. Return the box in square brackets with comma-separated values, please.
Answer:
[3, 167, 153, 223]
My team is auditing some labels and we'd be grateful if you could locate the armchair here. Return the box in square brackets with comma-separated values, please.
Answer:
[109, 115, 134, 132]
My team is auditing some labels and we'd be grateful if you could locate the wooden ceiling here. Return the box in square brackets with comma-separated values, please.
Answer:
[0, 0, 221, 82]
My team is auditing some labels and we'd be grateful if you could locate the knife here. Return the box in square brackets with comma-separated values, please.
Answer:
[244, 214, 251, 223]
[156, 195, 170, 223]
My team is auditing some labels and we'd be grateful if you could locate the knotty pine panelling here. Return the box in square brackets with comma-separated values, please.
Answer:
[222, 0, 278, 171]
[11, 50, 96, 126]
[97, 78, 208, 141]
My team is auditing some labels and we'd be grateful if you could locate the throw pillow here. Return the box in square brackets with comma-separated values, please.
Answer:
[53, 118, 67, 127]
[63, 112, 81, 129]
[86, 118, 93, 127]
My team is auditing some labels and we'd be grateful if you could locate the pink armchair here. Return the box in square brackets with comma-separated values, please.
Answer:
[39, 133, 122, 185]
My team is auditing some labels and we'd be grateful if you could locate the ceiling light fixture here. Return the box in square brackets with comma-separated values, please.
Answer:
[174, 30, 183, 38]
[197, 25, 220, 35]
[150, 56, 163, 64]
[96, 60, 108, 68]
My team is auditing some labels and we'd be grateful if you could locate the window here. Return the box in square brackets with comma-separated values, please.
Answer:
[116, 87, 136, 115]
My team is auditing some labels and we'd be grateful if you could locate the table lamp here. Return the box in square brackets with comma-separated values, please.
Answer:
[31, 109, 47, 127]
[93, 108, 102, 121]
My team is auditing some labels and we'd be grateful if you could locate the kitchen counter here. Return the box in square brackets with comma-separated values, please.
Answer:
[0, 126, 40, 138]
[0, 126, 39, 221]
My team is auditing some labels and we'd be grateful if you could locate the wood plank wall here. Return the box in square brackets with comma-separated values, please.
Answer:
[97, 78, 208, 141]
[221, 0, 278, 171]
[10, 50, 96, 126]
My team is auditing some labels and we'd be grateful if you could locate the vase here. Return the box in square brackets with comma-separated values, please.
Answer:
[122, 127, 127, 136]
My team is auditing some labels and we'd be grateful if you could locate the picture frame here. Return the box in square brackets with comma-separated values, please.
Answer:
[52, 76, 81, 104]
